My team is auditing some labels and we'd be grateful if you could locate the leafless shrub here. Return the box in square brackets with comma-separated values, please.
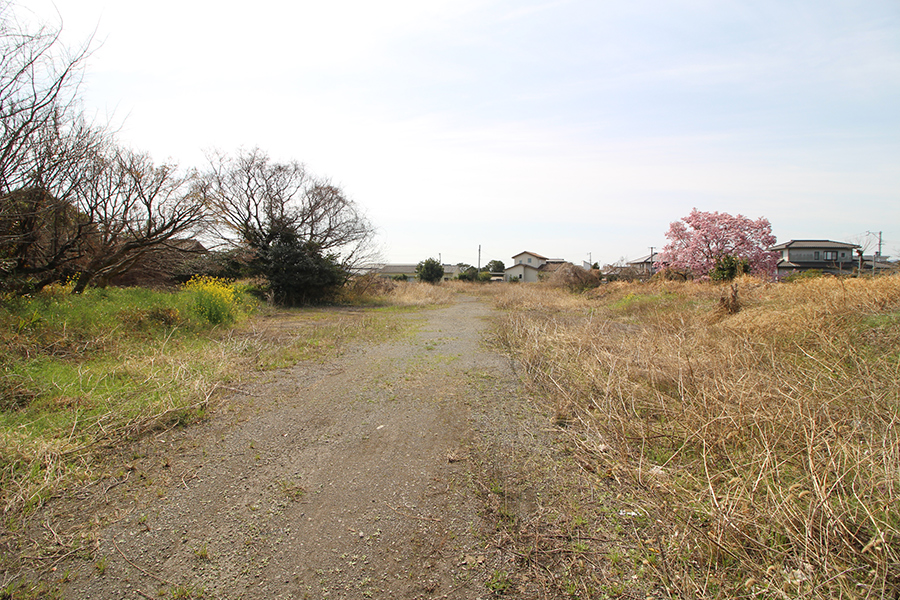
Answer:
[544, 263, 601, 291]
[718, 282, 740, 314]
[335, 272, 396, 304]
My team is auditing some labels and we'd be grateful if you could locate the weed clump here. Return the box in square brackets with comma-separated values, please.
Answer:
[182, 275, 240, 325]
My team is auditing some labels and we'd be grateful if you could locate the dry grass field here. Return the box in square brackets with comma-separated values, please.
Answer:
[3, 276, 896, 599]
[489, 275, 900, 598]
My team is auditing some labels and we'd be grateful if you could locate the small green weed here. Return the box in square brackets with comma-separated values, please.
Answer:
[171, 584, 206, 599]
[486, 570, 511, 595]
[193, 543, 209, 561]
[94, 556, 108, 575]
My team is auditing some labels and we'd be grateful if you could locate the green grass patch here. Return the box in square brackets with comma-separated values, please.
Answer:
[0, 283, 257, 513]
[0, 285, 422, 513]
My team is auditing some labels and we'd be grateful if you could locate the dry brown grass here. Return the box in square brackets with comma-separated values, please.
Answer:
[383, 281, 456, 306]
[337, 273, 461, 307]
[492, 274, 900, 598]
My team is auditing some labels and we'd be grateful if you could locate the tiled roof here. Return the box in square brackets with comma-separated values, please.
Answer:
[511, 251, 549, 260]
[628, 252, 659, 265]
[769, 240, 859, 251]
[378, 264, 418, 274]
[504, 263, 539, 272]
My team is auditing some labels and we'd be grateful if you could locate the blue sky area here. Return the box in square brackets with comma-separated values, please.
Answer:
[24, 0, 900, 267]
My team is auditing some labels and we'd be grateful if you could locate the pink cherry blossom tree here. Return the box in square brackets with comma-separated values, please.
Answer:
[657, 208, 778, 279]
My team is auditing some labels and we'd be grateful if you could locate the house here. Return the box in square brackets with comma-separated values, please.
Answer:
[504, 251, 547, 282]
[377, 264, 418, 281]
[440, 264, 466, 281]
[376, 263, 465, 282]
[768, 240, 860, 278]
[504, 251, 570, 282]
[626, 252, 660, 276]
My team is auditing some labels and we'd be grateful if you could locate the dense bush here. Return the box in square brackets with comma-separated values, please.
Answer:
[416, 258, 444, 284]
[253, 229, 347, 305]
[782, 268, 824, 282]
[710, 253, 750, 281]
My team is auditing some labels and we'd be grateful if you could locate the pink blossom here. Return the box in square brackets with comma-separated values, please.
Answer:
[657, 208, 778, 279]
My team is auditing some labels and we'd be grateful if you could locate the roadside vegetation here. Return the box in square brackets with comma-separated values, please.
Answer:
[490, 274, 900, 599]
[0, 278, 254, 516]
[0, 279, 453, 523]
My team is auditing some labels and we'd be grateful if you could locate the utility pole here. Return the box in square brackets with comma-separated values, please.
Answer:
[867, 230, 884, 258]
[866, 231, 884, 276]
[649, 246, 655, 275]
[478, 245, 481, 270]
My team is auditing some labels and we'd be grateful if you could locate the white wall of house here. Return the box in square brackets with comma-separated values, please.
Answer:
[505, 264, 540, 282]
[511, 252, 547, 268]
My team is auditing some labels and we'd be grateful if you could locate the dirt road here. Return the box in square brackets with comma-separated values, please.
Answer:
[48, 294, 538, 599]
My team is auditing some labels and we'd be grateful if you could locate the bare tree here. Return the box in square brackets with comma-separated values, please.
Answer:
[0, 2, 98, 291]
[200, 148, 376, 272]
[0, 115, 105, 283]
[300, 181, 376, 270]
[0, 4, 206, 294]
[200, 147, 307, 249]
[2, 130, 206, 293]
[68, 145, 206, 292]
[1, 1, 90, 195]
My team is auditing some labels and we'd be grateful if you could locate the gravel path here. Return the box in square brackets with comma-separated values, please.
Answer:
[50, 294, 532, 599]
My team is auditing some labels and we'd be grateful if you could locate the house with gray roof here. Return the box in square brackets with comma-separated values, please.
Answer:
[768, 240, 859, 277]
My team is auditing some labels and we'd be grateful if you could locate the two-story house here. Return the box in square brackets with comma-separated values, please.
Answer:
[504, 251, 571, 282]
[768, 240, 860, 278]
[504, 251, 547, 282]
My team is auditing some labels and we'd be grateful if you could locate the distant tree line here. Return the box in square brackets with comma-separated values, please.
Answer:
[0, 2, 374, 304]
[414, 259, 505, 284]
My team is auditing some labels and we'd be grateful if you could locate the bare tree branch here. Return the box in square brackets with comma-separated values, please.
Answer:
[200, 148, 376, 272]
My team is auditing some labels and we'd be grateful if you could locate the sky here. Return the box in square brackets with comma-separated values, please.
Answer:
[21, 0, 900, 267]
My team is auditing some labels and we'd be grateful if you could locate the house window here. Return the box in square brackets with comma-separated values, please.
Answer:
[824, 251, 837, 260]
[814, 251, 820, 260]
[527, 258, 532, 263]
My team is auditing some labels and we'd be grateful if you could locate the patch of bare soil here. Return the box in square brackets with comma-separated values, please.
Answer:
[7, 295, 575, 599]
